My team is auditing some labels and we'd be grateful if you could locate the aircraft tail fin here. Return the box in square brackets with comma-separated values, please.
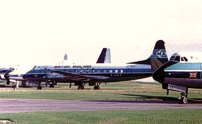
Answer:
[127, 40, 168, 69]
[64, 54, 67, 61]
[96, 48, 111, 63]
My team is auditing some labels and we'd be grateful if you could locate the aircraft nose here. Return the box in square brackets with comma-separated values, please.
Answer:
[22, 74, 26, 79]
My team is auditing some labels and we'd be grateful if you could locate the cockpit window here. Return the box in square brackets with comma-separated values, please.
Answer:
[170, 56, 180, 62]
[181, 57, 184, 61]
[181, 57, 188, 62]
[170, 56, 175, 61]
[183, 57, 188, 62]
[33, 66, 36, 70]
[174, 56, 180, 62]
[181, 56, 188, 62]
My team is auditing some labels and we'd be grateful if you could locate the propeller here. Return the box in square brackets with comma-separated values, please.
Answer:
[4, 68, 14, 85]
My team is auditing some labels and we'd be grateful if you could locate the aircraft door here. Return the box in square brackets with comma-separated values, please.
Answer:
[126, 66, 132, 77]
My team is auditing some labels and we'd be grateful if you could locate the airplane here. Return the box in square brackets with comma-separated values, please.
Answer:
[22, 40, 168, 90]
[2, 48, 112, 88]
[0, 68, 13, 74]
[153, 51, 202, 104]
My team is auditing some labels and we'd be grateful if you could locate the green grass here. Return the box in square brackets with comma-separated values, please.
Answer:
[0, 81, 201, 123]
[0, 81, 201, 102]
[0, 109, 202, 124]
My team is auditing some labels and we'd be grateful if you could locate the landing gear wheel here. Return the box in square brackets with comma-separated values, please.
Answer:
[94, 86, 100, 90]
[37, 86, 42, 90]
[6, 81, 10, 85]
[78, 86, 84, 90]
[178, 97, 187, 104]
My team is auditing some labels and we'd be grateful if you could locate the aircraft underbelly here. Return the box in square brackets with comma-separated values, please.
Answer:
[164, 77, 202, 88]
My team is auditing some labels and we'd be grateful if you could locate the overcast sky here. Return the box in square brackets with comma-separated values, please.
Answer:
[1, 0, 202, 69]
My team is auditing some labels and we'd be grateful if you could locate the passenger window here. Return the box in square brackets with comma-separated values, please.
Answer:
[110, 70, 112, 73]
[115, 69, 118, 73]
[121, 69, 123, 73]
[104, 69, 107, 73]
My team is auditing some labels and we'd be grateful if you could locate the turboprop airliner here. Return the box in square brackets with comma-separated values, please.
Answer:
[153, 52, 202, 104]
[22, 40, 168, 90]
[2, 48, 112, 88]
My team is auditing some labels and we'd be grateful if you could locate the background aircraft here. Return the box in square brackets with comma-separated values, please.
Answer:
[22, 40, 168, 90]
[96, 48, 111, 64]
[153, 52, 202, 104]
[2, 48, 112, 88]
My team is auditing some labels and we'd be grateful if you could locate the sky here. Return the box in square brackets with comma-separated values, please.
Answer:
[1, 0, 202, 70]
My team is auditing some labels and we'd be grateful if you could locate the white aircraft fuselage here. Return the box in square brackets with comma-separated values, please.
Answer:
[153, 52, 202, 104]
[153, 52, 202, 88]
[21, 40, 168, 90]
[23, 63, 153, 83]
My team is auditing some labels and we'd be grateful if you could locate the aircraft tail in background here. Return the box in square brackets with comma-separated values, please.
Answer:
[96, 48, 111, 64]
[128, 40, 168, 69]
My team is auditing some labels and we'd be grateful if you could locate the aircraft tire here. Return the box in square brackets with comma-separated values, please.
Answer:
[37, 86, 42, 90]
[94, 86, 100, 90]
[6, 81, 10, 85]
[78, 86, 84, 90]
[178, 97, 187, 104]
[182, 97, 187, 104]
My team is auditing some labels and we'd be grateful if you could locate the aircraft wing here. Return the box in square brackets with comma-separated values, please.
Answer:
[9, 77, 27, 81]
[50, 70, 110, 81]
[50, 70, 85, 77]
[50, 70, 94, 80]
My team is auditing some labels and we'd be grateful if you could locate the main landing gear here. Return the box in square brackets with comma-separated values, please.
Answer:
[78, 83, 85, 90]
[94, 86, 100, 90]
[94, 82, 101, 90]
[178, 90, 188, 104]
[37, 82, 42, 90]
[49, 81, 57, 88]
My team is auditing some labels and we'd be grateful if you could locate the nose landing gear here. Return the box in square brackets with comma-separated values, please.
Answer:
[178, 91, 188, 104]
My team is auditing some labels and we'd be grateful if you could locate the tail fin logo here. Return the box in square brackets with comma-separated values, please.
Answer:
[153, 49, 167, 58]
[127, 40, 168, 65]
